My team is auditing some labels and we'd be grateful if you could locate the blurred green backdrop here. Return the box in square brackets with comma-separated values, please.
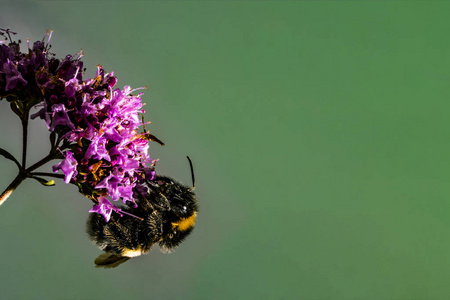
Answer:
[1, 1, 450, 299]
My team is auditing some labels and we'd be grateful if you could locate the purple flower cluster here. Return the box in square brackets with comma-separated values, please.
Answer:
[0, 30, 158, 220]
[33, 65, 157, 205]
[0, 31, 83, 114]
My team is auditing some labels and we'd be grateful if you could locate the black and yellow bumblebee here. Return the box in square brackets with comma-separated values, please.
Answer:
[87, 157, 198, 268]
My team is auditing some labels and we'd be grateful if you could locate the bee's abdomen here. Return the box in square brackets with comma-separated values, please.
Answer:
[87, 213, 141, 256]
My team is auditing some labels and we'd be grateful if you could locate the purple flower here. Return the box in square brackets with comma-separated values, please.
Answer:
[85, 136, 111, 161]
[95, 172, 123, 201]
[50, 103, 76, 131]
[144, 165, 157, 181]
[117, 184, 134, 202]
[52, 151, 78, 183]
[89, 196, 122, 222]
[3, 59, 27, 91]
[30, 101, 50, 128]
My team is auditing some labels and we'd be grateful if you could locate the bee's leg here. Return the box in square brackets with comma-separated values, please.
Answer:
[94, 252, 131, 269]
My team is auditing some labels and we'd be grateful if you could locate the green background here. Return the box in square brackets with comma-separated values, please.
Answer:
[1, 1, 450, 299]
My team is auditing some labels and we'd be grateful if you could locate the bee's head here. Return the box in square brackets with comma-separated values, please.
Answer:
[147, 176, 198, 251]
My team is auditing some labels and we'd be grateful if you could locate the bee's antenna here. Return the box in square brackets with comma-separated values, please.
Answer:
[187, 156, 195, 188]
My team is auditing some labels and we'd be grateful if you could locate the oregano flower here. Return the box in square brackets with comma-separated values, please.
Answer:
[0, 29, 161, 222]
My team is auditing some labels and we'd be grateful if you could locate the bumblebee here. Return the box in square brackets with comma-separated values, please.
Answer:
[87, 158, 198, 268]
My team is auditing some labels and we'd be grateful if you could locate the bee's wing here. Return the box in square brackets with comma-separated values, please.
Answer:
[94, 252, 131, 269]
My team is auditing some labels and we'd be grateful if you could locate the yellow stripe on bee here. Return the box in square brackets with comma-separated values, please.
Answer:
[122, 248, 143, 257]
[172, 212, 197, 231]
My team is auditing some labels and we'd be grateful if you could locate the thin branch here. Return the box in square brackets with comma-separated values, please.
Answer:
[26, 152, 57, 173]
[0, 173, 25, 206]
[21, 110, 29, 170]
[29, 172, 65, 180]
[0, 147, 21, 170]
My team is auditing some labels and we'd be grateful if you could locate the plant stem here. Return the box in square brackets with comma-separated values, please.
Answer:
[0, 173, 26, 206]
[30, 172, 65, 180]
[26, 152, 57, 173]
[0, 150, 59, 205]
[0, 105, 71, 205]
[21, 109, 29, 170]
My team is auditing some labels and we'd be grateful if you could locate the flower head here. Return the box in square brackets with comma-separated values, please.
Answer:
[1, 30, 161, 220]
[35, 65, 160, 216]
[0, 29, 83, 116]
